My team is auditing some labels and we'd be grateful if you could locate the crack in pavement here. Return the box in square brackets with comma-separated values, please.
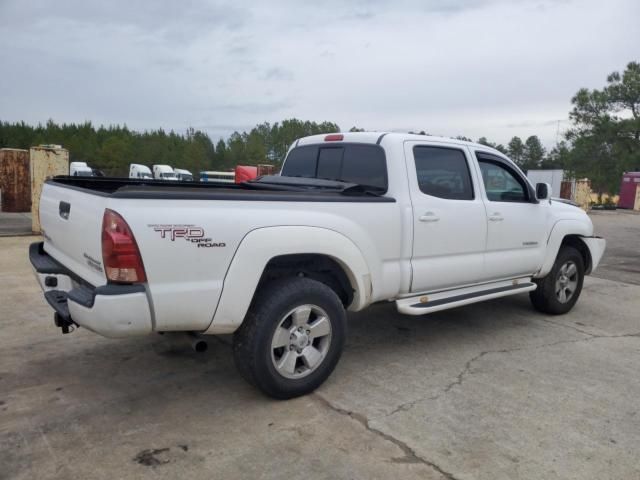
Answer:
[533, 316, 601, 337]
[312, 393, 462, 480]
[383, 332, 640, 419]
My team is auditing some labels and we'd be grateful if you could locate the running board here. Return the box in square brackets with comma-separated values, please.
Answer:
[396, 278, 537, 316]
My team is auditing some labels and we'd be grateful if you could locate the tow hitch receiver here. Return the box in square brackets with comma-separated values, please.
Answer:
[44, 290, 75, 334]
[54, 312, 74, 334]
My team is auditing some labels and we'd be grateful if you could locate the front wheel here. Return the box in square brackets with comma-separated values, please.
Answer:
[530, 246, 585, 315]
[233, 277, 346, 399]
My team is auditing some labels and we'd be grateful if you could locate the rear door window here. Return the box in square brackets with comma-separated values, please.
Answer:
[413, 146, 474, 200]
[282, 143, 388, 191]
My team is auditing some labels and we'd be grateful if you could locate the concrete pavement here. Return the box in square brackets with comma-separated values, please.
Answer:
[1, 231, 639, 480]
[0, 212, 31, 236]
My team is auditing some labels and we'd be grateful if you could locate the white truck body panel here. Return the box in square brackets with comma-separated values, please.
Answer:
[34, 132, 605, 338]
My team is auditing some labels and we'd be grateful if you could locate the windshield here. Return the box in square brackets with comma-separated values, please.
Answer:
[161, 172, 177, 179]
[75, 170, 93, 177]
[181, 175, 193, 181]
[140, 173, 152, 179]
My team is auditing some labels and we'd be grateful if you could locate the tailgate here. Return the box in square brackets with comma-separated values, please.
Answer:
[39, 181, 108, 287]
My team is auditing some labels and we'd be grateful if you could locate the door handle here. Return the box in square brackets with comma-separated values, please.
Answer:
[488, 213, 503, 222]
[419, 212, 440, 222]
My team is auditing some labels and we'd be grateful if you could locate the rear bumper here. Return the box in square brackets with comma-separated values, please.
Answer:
[29, 242, 152, 338]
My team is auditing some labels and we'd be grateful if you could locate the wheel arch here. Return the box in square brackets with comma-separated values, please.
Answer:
[535, 219, 595, 278]
[256, 253, 355, 307]
[560, 235, 593, 274]
[204, 226, 372, 334]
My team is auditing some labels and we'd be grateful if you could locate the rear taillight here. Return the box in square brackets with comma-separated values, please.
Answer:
[101, 209, 146, 283]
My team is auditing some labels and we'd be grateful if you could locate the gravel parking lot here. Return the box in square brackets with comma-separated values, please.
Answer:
[1, 212, 639, 480]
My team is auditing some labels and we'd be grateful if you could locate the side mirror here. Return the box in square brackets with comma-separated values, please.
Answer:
[536, 182, 551, 200]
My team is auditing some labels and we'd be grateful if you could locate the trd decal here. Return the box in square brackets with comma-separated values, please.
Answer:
[148, 224, 225, 248]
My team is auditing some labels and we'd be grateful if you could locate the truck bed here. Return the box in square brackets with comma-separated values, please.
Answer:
[48, 176, 396, 203]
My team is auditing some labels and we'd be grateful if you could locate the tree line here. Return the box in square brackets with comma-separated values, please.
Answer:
[478, 61, 639, 196]
[1, 62, 637, 194]
[0, 119, 339, 177]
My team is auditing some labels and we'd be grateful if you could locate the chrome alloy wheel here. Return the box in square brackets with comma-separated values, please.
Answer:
[555, 260, 579, 303]
[270, 304, 332, 379]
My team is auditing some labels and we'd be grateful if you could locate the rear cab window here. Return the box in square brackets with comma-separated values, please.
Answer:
[282, 143, 388, 192]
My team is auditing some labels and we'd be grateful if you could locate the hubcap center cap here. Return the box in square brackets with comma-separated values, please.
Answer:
[292, 331, 309, 349]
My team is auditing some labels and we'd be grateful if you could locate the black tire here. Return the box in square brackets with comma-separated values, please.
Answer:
[232, 277, 346, 399]
[530, 246, 585, 315]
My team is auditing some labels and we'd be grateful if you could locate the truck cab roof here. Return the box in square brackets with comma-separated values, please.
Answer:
[296, 131, 502, 153]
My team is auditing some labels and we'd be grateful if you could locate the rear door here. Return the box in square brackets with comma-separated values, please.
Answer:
[404, 142, 487, 292]
[39, 182, 108, 286]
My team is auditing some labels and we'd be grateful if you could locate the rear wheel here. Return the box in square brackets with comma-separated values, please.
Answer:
[530, 246, 585, 315]
[233, 277, 346, 399]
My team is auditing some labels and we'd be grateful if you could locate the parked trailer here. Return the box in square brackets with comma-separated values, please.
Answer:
[200, 171, 235, 183]
[234, 166, 258, 183]
[618, 172, 640, 209]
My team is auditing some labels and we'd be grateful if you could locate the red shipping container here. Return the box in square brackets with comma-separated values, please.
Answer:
[234, 165, 258, 184]
[618, 172, 640, 209]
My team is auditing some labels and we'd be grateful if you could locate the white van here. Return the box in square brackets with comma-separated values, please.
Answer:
[69, 162, 94, 177]
[152, 165, 178, 181]
[129, 164, 153, 179]
[174, 168, 194, 181]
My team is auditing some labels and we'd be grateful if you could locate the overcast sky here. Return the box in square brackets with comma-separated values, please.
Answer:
[1, 0, 638, 148]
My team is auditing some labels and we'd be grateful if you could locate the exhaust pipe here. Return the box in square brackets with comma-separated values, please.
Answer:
[163, 332, 208, 352]
[190, 334, 208, 353]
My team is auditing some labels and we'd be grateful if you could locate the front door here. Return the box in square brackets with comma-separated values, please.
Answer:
[405, 142, 487, 293]
[474, 152, 550, 280]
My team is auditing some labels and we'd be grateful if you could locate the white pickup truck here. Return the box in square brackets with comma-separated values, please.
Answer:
[30, 132, 606, 399]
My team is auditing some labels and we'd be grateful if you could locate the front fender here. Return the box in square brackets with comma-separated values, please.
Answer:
[204, 226, 372, 334]
[535, 219, 601, 278]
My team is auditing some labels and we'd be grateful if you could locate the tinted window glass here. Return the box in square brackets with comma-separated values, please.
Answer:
[282, 145, 318, 177]
[317, 147, 343, 180]
[413, 146, 474, 200]
[341, 145, 387, 190]
[282, 144, 388, 191]
[478, 160, 527, 202]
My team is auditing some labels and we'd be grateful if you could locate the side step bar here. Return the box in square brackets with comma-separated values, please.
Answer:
[396, 278, 537, 316]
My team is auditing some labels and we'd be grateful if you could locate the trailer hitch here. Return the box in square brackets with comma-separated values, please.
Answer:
[54, 312, 75, 334]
